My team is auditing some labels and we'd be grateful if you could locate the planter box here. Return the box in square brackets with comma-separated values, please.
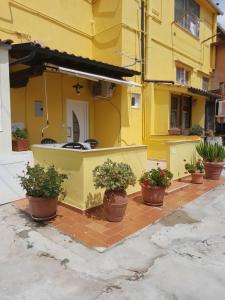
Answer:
[168, 128, 181, 135]
[12, 139, 30, 151]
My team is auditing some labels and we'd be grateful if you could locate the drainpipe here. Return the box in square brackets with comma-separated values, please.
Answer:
[144, 80, 175, 84]
[141, 0, 145, 81]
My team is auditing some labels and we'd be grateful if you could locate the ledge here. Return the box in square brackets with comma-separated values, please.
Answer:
[32, 144, 147, 153]
[166, 139, 201, 145]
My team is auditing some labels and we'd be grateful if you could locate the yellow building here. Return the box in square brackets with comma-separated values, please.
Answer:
[0, 0, 222, 208]
[142, 0, 222, 178]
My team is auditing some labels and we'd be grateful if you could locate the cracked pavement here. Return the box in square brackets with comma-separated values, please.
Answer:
[1, 184, 225, 299]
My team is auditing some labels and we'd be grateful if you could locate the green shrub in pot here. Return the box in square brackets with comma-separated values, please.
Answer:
[196, 142, 225, 180]
[18, 163, 68, 221]
[12, 128, 29, 151]
[93, 159, 136, 222]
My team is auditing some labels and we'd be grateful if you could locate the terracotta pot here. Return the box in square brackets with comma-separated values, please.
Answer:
[103, 189, 127, 222]
[168, 128, 181, 135]
[28, 196, 57, 221]
[12, 139, 29, 151]
[191, 173, 204, 184]
[141, 185, 166, 206]
[204, 162, 225, 180]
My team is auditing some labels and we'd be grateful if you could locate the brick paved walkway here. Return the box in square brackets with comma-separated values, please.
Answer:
[15, 177, 225, 249]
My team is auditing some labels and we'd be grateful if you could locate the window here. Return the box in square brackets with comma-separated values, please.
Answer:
[176, 67, 189, 85]
[131, 93, 140, 108]
[171, 95, 180, 128]
[35, 100, 43, 117]
[170, 95, 192, 130]
[202, 77, 209, 91]
[72, 111, 80, 142]
[175, 0, 200, 37]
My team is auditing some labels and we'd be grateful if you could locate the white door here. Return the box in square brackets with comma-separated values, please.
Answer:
[66, 100, 89, 143]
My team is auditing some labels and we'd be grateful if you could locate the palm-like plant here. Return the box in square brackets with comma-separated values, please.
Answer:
[196, 142, 225, 162]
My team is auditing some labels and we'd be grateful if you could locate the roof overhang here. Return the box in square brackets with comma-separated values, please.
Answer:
[187, 86, 222, 98]
[154, 82, 222, 99]
[206, 0, 223, 15]
[9, 42, 140, 88]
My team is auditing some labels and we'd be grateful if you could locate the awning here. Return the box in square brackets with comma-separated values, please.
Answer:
[46, 64, 142, 87]
[9, 42, 140, 88]
[187, 87, 222, 99]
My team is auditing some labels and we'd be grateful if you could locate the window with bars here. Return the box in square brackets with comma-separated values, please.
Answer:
[175, 0, 200, 37]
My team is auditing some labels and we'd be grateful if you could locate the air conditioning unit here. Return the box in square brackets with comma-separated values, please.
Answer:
[92, 81, 115, 99]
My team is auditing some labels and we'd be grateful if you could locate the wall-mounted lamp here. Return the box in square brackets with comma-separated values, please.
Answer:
[73, 80, 83, 95]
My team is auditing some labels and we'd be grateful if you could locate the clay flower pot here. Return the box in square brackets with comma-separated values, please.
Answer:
[28, 196, 58, 221]
[191, 173, 204, 184]
[141, 185, 166, 206]
[103, 189, 127, 222]
[204, 162, 225, 180]
[168, 128, 181, 135]
[12, 139, 29, 151]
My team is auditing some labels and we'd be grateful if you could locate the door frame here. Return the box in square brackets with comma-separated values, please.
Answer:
[66, 99, 89, 142]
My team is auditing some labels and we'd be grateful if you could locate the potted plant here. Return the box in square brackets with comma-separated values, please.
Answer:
[139, 168, 173, 206]
[12, 128, 29, 151]
[168, 128, 181, 135]
[189, 124, 204, 136]
[184, 156, 204, 184]
[93, 159, 136, 222]
[18, 163, 68, 221]
[196, 142, 225, 180]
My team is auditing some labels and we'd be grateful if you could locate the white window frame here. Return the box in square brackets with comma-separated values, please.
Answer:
[131, 93, 140, 109]
[176, 67, 189, 85]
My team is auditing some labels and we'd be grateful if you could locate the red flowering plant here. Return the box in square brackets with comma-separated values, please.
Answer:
[139, 168, 173, 189]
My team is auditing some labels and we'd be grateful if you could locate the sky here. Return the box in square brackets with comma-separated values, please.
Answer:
[212, 0, 225, 28]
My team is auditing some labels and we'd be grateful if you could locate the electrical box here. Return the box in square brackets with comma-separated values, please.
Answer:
[35, 100, 43, 117]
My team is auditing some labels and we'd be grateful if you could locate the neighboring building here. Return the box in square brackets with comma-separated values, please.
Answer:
[209, 24, 225, 134]
[142, 0, 222, 177]
[0, 0, 222, 207]
[211, 24, 225, 92]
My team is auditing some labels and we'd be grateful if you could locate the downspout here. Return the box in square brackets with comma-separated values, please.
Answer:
[144, 80, 175, 84]
[141, 0, 145, 81]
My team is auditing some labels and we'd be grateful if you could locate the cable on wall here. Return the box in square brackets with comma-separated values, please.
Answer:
[41, 72, 49, 137]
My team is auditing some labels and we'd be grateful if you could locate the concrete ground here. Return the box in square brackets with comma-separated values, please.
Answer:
[1, 185, 225, 300]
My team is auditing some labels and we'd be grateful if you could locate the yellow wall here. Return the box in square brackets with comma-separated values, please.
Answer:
[0, 0, 93, 57]
[146, 0, 217, 85]
[11, 72, 143, 147]
[2, 0, 218, 181]
[147, 135, 201, 161]
[32, 145, 147, 210]
[167, 140, 201, 179]
[143, 83, 206, 139]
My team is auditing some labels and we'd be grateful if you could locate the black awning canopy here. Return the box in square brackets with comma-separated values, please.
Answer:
[9, 42, 140, 87]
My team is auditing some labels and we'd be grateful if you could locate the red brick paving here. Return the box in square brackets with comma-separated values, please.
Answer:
[14, 177, 225, 249]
